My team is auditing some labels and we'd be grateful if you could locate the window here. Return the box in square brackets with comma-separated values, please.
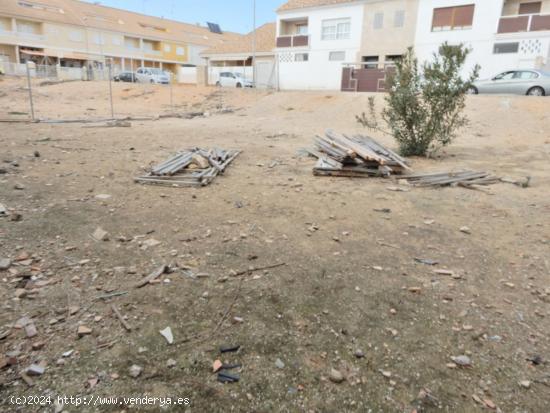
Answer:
[394, 10, 405, 28]
[176, 47, 185, 56]
[493, 42, 519, 54]
[321, 18, 351, 40]
[296, 24, 308, 35]
[69, 30, 84, 42]
[362, 55, 379, 69]
[432, 5, 475, 31]
[112, 36, 122, 46]
[329, 51, 345, 61]
[518, 2, 542, 15]
[92, 33, 105, 45]
[164, 44, 171, 52]
[374, 12, 384, 30]
[494, 71, 515, 80]
[385, 54, 402, 67]
[514, 70, 538, 79]
[295, 53, 309, 62]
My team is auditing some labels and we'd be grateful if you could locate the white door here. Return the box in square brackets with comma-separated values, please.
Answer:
[255, 61, 275, 89]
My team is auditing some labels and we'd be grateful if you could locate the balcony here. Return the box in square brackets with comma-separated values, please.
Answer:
[276, 35, 309, 48]
[498, 13, 550, 34]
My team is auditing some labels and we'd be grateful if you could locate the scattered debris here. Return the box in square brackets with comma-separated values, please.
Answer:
[111, 304, 132, 331]
[404, 170, 517, 189]
[129, 365, 143, 378]
[329, 368, 345, 383]
[77, 325, 92, 338]
[26, 364, 45, 376]
[159, 327, 174, 344]
[91, 227, 109, 242]
[135, 148, 240, 187]
[213, 360, 223, 373]
[275, 358, 285, 369]
[451, 355, 472, 367]
[307, 130, 411, 178]
[519, 380, 531, 389]
[460, 226, 471, 234]
[134, 264, 169, 288]
[220, 344, 240, 354]
[0, 203, 7, 216]
[0, 258, 11, 270]
[415, 258, 439, 266]
[217, 371, 239, 383]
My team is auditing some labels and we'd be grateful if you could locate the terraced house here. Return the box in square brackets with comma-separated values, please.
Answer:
[0, 0, 237, 81]
[415, 0, 550, 79]
[275, 0, 419, 91]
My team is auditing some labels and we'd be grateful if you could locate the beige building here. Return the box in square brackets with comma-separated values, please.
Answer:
[0, 0, 239, 78]
[359, 0, 419, 68]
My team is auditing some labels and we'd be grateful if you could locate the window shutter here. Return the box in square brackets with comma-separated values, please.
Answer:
[432, 7, 453, 29]
[453, 4, 475, 27]
[518, 2, 542, 14]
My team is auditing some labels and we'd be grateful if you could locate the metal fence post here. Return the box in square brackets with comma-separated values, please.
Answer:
[170, 72, 174, 114]
[108, 63, 114, 119]
[25, 62, 35, 122]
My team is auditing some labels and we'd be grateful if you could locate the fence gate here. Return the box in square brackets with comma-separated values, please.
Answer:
[341, 67, 391, 92]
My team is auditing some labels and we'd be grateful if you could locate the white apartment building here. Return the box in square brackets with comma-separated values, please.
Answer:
[276, 1, 365, 90]
[415, 0, 550, 79]
[275, 0, 419, 91]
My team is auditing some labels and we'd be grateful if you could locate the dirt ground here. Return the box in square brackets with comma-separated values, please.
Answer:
[0, 78, 549, 413]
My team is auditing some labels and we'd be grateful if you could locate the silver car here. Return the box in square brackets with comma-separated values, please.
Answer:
[470, 70, 550, 96]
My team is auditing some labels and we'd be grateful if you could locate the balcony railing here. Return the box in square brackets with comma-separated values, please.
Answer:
[14, 31, 45, 41]
[276, 34, 309, 48]
[498, 13, 550, 34]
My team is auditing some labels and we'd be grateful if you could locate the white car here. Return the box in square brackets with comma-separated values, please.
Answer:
[216, 72, 253, 88]
[135, 67, 170, 84]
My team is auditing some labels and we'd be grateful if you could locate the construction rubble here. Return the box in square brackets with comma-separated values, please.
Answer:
[135, 148, 240, 187]
[307, 130, 411, 177]
[404, 171, 531, 189]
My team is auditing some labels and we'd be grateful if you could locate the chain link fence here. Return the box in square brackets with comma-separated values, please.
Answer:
[0, 61, 189, 122]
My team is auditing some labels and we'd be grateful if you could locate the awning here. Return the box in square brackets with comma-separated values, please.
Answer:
[20, 49, 91, 61]
[20, 49, 47, 56]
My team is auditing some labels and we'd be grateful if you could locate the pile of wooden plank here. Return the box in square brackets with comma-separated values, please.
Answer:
[135, 148, 240, 187]
[308, 130, 411, 178]
[405, 171, 501, 188]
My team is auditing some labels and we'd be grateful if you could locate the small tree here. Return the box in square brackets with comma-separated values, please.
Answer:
[357, 43, 479, 157]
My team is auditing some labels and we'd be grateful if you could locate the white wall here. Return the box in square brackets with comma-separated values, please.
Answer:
[178, 66, 197, 83]
[277, 3, 365, 90]
[414, 0, 550, 79]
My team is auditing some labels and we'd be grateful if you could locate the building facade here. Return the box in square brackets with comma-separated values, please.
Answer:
[415, 0, 550, 79]
[275, 0, 419, 90]
[201, 23, 277, 89]
[0, 0, 237, 80]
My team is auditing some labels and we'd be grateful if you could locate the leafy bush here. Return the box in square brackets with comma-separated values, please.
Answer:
[357, 43, 479, 157]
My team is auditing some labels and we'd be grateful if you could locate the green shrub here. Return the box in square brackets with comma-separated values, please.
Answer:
[357, 43, 479, 157]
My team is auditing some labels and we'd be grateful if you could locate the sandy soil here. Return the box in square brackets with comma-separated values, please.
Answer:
[0, 78, 550, 412]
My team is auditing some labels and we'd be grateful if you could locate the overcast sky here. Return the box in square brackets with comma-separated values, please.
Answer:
[83, 0, 281, 34]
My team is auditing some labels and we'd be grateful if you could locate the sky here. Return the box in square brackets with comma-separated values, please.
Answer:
[83, 0, 282, 34]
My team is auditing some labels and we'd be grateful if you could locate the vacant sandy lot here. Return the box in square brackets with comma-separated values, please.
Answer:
[1, 79, 549, 412]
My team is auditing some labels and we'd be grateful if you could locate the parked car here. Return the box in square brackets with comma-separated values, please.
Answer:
[113, 71, 137, 83]
[216, 72, 253, 88]
[135, 67, 170, 84]
[469, 70, 550, 96]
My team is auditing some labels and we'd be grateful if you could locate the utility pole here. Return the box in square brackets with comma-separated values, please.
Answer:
[252, 0, 257, 88]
